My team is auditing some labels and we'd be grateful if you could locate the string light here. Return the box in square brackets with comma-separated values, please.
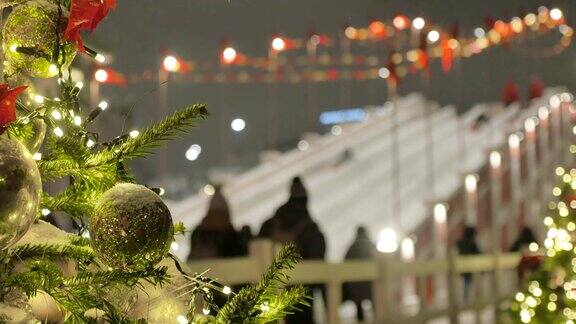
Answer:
[427, 30, 440, 43]
[231, 118, 246, 132]
[434, 203, 447, 223]
[73, 116, 82, 126]
[51, 110, 62, 120]
[34, 95, 45, 104]
[330, 125, 342, 136]
[222, 47, 237, 64]
[98, 100, 109, 110]
[412, 17, 425, 30]
[489, 151, 501, 169]
[94, 69, 109, 83]
[41, 208, 51, 216]
[185, 144, 202, 161]
[222, 286, 232, 295]
[75, 81, 84, 90]
[550, 8, 563, 21]
[473, 27, 485, 38]
[94, 53, 106, 63]
[170, 241, 179, 251]
[176, 315, 188, 324]
[465, 174, 477, 193]
[53, 127, 64, 137]
[48, 64, 59, 75]
[203, 184, 215, 196]
[271, 37, 286, 51]
[86, 139, 96, 148]
[378, 67, 390, 79]
[163, 55, 180, 72]
[129, 130, 140, 138]
[32, 153, 42, 161]
[377, 228, 398, 253]
[202, 308, 210, 315]
[297, 140, 309, 151]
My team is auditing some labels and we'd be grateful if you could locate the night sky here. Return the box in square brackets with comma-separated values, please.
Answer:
[89, 0, 576, 197]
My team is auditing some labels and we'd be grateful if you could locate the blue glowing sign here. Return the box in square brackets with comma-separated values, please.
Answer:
[319, 108, 366, 125]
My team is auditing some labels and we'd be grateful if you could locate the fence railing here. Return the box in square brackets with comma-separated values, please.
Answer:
[186, 240, 520, 323]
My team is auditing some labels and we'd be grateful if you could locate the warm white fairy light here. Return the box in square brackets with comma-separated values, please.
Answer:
[94, 53, 106, 63]
[297, 140, 309, 151]
[202, 308, 210, 315]
[378, 67, 390, 79]
[231, 118, 246, 132]
[465, 174, 477, 193]
[129, 130, 140, 138]
[158, 188, 165, 196]
[222, 47, 237, 64]
[73, 116, 82, 126]
[176, 315, 188, 324]
[271, 37, 286, 51]
[50, 110, 62, 120]
[94, 69, 109, 83]
[53, 127, 64, 137]
[9, 44, 18, 52]
[528, 242, 539, 252]
[474, 27, 485, 38]
[524, 118, 536, 133]
[86, 139, 96, 148]
[32, 152, 42, 161]
[260, 303, 270, 312]
[331, 125, 342, 136]
[75, 81, 84, 90]
[550, 8, 563, 21]
[98, 100, 109, 110]
[222, 286, 232, 295]
[170, 241, 179, 251]
[41, 208, 51, 216]
[163, 55, 180, 72]
[489, 151, 501, 169]
[34, 95, 45, 104]
[48, 64, 59, 75]
[412, 17, 425, 30]
[203, 184, 215, 196]
[377, 228, 398, 253]
[508, 133, 520, 149]
[427, 30, 440, 43]
[434, 203, 447, 224]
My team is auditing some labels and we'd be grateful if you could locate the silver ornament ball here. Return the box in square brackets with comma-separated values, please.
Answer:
[89, 183, 174, 269]
[0, 137, 42, 250]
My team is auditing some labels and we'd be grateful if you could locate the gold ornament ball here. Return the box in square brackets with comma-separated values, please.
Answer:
[89, 183, 174, 269]
[29, 291, 63, 324]
[0, 137, 42, 250]
[3, 0, 76, 78]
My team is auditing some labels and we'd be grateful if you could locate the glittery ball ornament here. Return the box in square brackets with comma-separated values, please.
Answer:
[89, 183, 174, 269]
[0, 137, 42, 250]
[3, 1, 76, 78]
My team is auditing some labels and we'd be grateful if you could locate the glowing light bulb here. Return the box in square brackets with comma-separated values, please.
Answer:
[48, 64, 59, 75]
[75, 81, 84, 90]
[129, 130, 140, 138]
[51, 110, 62, 120]
[185, 144, 202, 161]
[94, 69, 109, 83]
[434, 203, 447, 223]
[203, 184, 215, 196]
[508, 133, 520, 150]
[170, 241, 179, 251]
[377, 228, 398, 253]
[34, 95, 45, 104]
[427, 30, 440, 43]
[176, 315, 189, 324]
[222, 47, 237, 64]
[401, 237, 415, 260]
[223, 286, 232, 295]
[271, 37, 286, 51]
[86, 139, 96, 148]
[297, 140, 309, 151]
[98, 100, 109, 110]
[538, 106, 549, 121]
[378, 67, 390, 79]
[163, 55, 180, 72]
[94, 53, 106, 63]
[53, 127, 64, 137]
[158, 188, 165, 196]
[474, 28, 485, 38]
[490, 151, 501, 169]
[41, 208, 51, 216]
[524, 118, 536, 133]
[465, 174, 477, 193]
[32, 153, 42, 161]
[73, 116, 82, 126]
[550, 8, 563, 21]
[412, 17, 425, 30]
[202, 308, 210, 315]
[9, 44, 18, 52]
[331, 125, 342, 136]
[231, 118, 246, 132]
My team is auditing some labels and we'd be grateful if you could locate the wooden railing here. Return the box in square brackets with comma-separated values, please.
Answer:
[186, 240, 520, 323]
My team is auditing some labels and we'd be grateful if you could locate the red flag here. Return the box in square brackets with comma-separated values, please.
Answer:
[0, 84, 27, 134]
[65, 0, 116, 51]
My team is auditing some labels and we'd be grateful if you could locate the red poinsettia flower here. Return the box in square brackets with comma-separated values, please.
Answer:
[64, 0, 117, 51]
[0, 84, 27, 134]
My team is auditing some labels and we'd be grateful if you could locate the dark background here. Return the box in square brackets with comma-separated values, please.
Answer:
[87, 0, 576, 197]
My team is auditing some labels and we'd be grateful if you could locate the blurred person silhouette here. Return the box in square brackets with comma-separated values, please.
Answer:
[456, 226, 481, 303]
[528, 76, 544, 101]
[187, 185, 244, 261]
[502, 80, 520, 106]
[343, 226, 375, 321]
[259, 177, 326, 324]
[238, 225, 253, 255]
